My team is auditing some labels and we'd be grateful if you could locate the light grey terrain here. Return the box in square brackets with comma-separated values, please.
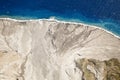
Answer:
[0, 18, 120, 80]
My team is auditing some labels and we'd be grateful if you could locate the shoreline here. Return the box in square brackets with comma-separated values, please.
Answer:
[0, 17, 120, 39]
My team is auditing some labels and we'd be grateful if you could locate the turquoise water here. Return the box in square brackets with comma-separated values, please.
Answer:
[0, 0, 120, 36]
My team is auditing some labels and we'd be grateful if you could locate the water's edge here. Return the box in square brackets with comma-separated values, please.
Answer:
[0, 17, 120, 40]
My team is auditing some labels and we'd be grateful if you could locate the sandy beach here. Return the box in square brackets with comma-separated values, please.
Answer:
[1, 17, 119, 38]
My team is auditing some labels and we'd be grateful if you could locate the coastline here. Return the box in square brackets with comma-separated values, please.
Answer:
[0, 17, 120, 39]
[0, 17, 120, 80]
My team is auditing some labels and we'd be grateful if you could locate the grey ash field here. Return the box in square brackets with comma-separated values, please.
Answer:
[0, 18, 120, 80]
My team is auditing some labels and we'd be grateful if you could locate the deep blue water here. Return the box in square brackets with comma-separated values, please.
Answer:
[0, 0, 120, 36]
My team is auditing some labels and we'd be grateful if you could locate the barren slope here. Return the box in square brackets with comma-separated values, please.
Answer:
[0, 19, 120, 80]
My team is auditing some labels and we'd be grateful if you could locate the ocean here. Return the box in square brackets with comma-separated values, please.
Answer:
[0, 0, 120, 36]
